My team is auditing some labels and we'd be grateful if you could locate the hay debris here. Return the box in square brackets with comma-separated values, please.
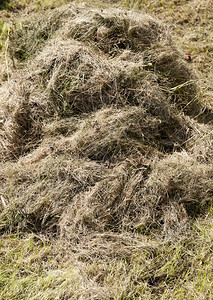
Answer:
[0, 3, 212, 250]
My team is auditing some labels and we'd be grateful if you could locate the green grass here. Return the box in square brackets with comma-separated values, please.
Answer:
[1, 216, 213, 299]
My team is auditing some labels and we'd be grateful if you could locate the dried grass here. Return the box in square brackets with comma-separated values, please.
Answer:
[0, 2, 212, 262]
[0, 2, 213, 299]
[8, 5, 74, 62]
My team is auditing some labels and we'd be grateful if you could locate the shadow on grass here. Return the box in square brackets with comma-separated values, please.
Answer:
[0, 0, 11, 10]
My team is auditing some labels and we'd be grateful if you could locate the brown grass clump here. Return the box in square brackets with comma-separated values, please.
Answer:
[8, 5, 75, 62]
[50, 150, 212, 240]
[0, 82, 43, 160]
[1, 1, 213, 299]
[0, 5, 212, 298]
[62, 6, 199, 110]
[1, 3, 212, 228]
[50, 106, 194, 161]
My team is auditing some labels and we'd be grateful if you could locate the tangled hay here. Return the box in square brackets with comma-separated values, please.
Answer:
[0, 3, 212, 250]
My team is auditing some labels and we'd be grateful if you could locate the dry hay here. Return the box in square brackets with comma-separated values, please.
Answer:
[0, 3, 213, 254]
[8, 5, 75, 62]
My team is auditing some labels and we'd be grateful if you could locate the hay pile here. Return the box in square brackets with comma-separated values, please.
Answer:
[0, 3, 212, 252]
